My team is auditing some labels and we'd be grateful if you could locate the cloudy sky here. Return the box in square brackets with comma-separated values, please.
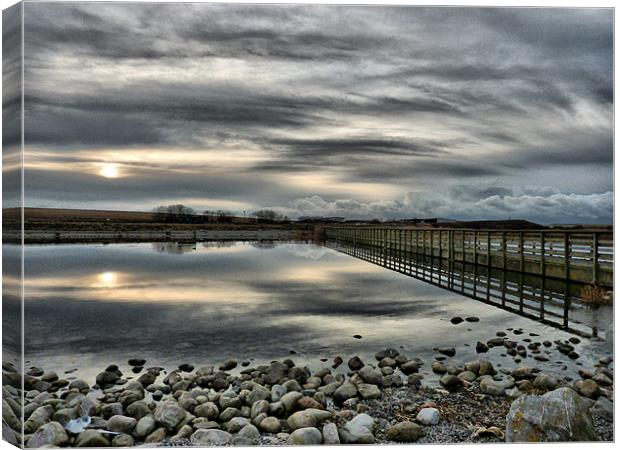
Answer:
[18, 2, 613, 223]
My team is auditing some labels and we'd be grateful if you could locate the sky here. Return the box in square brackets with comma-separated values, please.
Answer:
[14, 2, 614, 223]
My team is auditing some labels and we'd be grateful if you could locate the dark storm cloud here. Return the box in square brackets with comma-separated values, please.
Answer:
[20, 3, 613, 223]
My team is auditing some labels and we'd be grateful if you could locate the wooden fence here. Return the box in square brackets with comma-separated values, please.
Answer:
[325, 227, 613, 287]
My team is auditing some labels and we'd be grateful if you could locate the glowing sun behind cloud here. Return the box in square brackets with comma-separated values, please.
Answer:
[99, 163, 120, 178]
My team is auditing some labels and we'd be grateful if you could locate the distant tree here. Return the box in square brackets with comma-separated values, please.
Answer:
[153, 204, 196, 222]
[215, 209, 233, 223]
[252, 209, 284, 222]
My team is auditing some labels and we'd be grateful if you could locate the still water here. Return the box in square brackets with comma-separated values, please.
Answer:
[9, 241, 613, 383]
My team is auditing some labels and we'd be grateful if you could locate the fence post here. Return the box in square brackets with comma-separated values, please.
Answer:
[519, 232, 525, 272]
[502, 231, 507, 270]
[485, 231, 490, 267]
[564, 232, 570, 280]
[593, 232, 599, 284]
[540, 232, 545, 276]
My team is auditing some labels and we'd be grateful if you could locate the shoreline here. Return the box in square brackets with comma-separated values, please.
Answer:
[3, 339, 613, 447]
[2, 229, 314, 245]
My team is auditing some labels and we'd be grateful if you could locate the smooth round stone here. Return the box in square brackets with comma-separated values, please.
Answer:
[416, 408, 440, 426]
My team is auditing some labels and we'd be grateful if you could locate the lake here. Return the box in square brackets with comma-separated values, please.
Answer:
[4, 241, 613, 384]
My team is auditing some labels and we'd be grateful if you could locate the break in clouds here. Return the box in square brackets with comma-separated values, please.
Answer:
[19, 3, 613, 223]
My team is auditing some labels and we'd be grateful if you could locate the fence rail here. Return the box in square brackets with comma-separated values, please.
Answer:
[325, 227, 613, 287]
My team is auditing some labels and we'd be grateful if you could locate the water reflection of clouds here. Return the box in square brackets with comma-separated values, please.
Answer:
[21, 242, 611, 383]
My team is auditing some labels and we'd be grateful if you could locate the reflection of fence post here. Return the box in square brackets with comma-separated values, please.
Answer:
[540, 277, 545, 320]
[563, 282, 570, 329]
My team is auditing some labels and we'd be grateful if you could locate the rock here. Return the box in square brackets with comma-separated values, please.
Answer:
[450, 316, 464, 324]
[386, 420, 424, 442]
[287, 427, 323, 445]
[332, 356, 343, 369]
[416, 408, 440, 425]
[68, 379, 89, 391]
[191, 428, 233, 445]
[248, 384, 271, 404]
[400, 360, 421, 375]
[283, 379, 302, 392]
[112, 434, 134, 447]
[574, 379, 600, 398]
[219, 407, 241, 422]
[357, 383, 381, 400]
[280, 391, 303, 412]
[126, 400, 151, 420]
[226, 417, 251, 433]
[333, 382, 358, 405]
[297, 396, 324, 410]
[458, 371, 477, 382]
[478, 360, 496, 376]
[287, 410, 320, 430]
[74, 430, 112, 448]
[195, 402, 219, 419]
[431, 362, 447, 374]
[339, 413, 375, 444]
[348, 356, 365, 371]
[465, 316, 480, 322]
[178, 363, 194, 372]
[101, 402, 124, 419]
[506, 387, 596, 442]
[439, 374, 462, 391]
[322, 422, 340, 444]
[107, 415, 137, 433]
[318, 381, 341, 396]
[476, 342, 489, 353]
[358, 366, 383, 385]
[24, 405, 54, 433]
[154, 400, 186, 430]
[487, 337, 506, 347]
[145, 427, 167, 443]
[533, 373, 559, 391]
[435, 347, 456, 357]
[219, 359, 238, 371]
[96, 371, 120, 388]
[128, 358, 146, 366]
[259, 416, 281, 433]
[592, 373, 613, 387]
[480, 378, 505, 396]
[26, 422, 69, 448]
[591, 397, 613, 421]
[271, 384, 287, 402]
[238, 423, 260, 440]
[137, 372, 157, 387]
[135, 416, 156, 438]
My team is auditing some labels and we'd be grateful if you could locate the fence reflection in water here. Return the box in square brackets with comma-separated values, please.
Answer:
[325, 238, 604, 338]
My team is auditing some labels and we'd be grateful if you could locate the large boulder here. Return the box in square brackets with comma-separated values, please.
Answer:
[506, 387, 596, 442]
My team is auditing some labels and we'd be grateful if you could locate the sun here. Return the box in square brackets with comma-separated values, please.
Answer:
[99, 164, 119, 178]
[96, 271, 118, 287]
